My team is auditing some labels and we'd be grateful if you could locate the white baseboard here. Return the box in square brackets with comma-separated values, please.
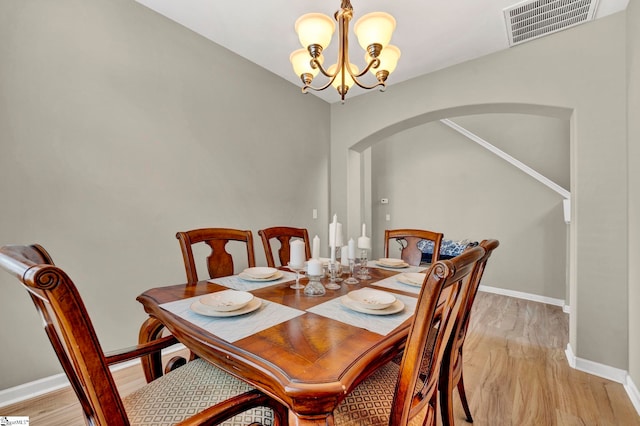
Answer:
[565, 342, 640, 418]
[0, 373, 71, 408]
[478, 284, 566, 308]
[0, 344, 186, 408]
[624, 374, 640, 416]
[564, 343, 628, 383]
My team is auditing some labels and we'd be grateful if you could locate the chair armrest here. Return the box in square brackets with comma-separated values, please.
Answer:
[174, 389, 289, 426]
[104, 334, 179, 366]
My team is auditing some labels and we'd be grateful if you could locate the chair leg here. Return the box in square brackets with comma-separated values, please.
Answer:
[439, 374, 455, 426]
[457, 373, 473, 423]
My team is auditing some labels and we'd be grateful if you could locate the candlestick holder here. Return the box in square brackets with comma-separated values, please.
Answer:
[357, 249, 371, 280]
[343, 258, 359, 284]
[303, 274, 326, 296]
[325, 261, 341, 290]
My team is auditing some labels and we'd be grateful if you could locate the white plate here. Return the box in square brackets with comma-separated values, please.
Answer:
[378, 258, 405, 265]
[238, 270, 284, 282]
[191, 298, 262, 317]
[396, 272, 427, 287]
[340, 295, 405, 315]
[242, 267, 278, 279]
[375, 259, 410, 268]
[199, 290, 254, 312]
[347, 288, 397, 310]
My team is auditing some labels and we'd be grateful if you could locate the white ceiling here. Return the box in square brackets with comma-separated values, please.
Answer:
[135, 0, 629, 103]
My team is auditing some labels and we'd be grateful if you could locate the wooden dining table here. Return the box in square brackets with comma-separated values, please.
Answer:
[136, 264, 427, 425]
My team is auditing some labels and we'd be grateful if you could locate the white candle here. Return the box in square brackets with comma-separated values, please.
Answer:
[348, 238, 356, 259]
[307, 259, 323, 276]
[290, 239, 305, 267]
[362, 223, 366, 237]
[330, 214, 337, 263]
[358, 235, 371, 250]
[341, 246, 350, 266]
[336, 223, 343, 247]
[312, 235, 320, 259]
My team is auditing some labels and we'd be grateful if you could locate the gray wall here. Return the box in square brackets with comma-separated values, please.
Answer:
[1, 0, 637, 397]
[0, 0, 330, 389]
[330, 13, 628, 370]
[627, 0, 640, 392]
[371, 114, 569, 300]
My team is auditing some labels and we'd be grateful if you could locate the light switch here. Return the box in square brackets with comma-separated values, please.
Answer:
[381, 198, 389, 204]
[312, 209, 318, 219]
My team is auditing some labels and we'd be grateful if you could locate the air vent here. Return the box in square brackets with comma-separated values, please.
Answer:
[504, 0, 599, 46]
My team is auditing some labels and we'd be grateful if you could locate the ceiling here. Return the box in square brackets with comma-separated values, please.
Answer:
[135, 0, 629, 103]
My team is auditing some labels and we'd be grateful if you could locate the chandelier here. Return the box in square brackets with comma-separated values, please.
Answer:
[290, 0, 400, 102]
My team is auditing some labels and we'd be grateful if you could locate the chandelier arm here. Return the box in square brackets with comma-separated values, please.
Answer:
[349, 77, 387, 91]
[352, 57, 380, 77]
[312, 59, 337, 79]
[345, 55, 384, 90]
[302, 58, 340, 93]
[302, 78, 339, 93]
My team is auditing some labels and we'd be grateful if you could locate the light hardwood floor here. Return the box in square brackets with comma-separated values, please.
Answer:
[2, 292, 639, 425]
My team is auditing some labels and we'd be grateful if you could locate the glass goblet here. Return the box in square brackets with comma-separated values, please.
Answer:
[343, 258, 359, 284]
[357, 250, 372, 280]
[288, 262, 305, 289]
[325, 261, 341, 290]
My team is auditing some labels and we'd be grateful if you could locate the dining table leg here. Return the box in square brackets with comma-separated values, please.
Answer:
[138, 317, 169, 382]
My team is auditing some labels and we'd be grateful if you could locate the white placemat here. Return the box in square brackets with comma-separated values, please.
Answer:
[371, 275, 421, 295]
[306, 292, 418, 336]
[367, 260, 427, 274]
[210, 271, 297, 291]
[160, 294, 305, 343]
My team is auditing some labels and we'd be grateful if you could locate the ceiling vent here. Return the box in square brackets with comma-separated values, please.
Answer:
[504, 0, 599, 46]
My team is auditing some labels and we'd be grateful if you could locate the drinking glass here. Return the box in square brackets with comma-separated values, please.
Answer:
[325, 261, 341, 289]
[343, 258, 359, 284]
[288, 263, 305, 289]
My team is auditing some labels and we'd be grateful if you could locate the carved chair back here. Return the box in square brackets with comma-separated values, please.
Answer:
[0, 244, 129, 425]
[390, 245, 485, 424]
[439, 239, 500, 425]
[258, 226, 311, 268]
[384, 228, 444, 266]
[176, 228, 256, 283]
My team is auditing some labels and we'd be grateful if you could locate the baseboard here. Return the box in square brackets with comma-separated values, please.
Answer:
[564, 343, 628, 383]
[565, 343, 640, 416]
[0, 372, 71, 409]
[624, 374, 640, 416]
[478, 284, 566, 308]
[0, 343, 186, 408]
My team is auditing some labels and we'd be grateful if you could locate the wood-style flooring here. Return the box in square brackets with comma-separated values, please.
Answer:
[2, 292, 639, 425]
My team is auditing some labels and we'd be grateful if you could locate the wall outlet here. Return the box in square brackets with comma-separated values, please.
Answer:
[312, 209, 318, 219]
[386, 214, 391, 221]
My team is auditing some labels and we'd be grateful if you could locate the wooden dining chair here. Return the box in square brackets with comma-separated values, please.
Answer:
[258, 226, 311, 268]
[0, 244, 288, 426]
[176, 228, 256, 283]
[384, 228, 444, 266]
[332, 245, 485, 425]
[439, 239, 500, 426]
